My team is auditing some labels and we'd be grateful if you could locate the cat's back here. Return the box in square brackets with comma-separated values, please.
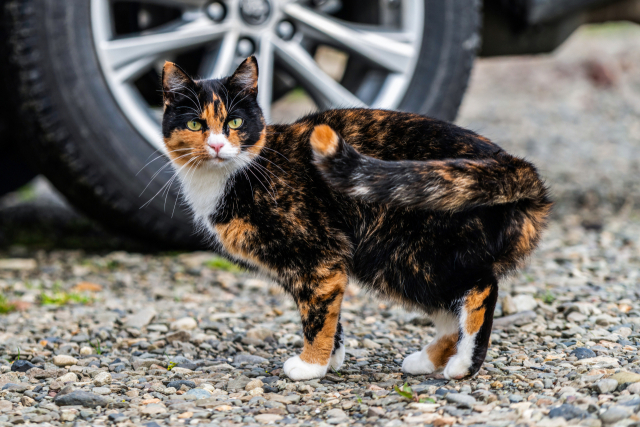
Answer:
[274, 109, 501, 162]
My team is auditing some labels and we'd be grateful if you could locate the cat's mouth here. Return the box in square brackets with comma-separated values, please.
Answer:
[205, 135, 241, 163]
[205, 150, 236, 164]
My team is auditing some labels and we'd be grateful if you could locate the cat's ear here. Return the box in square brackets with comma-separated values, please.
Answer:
[162, 62, 195, 105]
[229, 56, 259, 91]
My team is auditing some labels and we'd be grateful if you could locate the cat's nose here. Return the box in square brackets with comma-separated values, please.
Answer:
[208, 141, 224, 154]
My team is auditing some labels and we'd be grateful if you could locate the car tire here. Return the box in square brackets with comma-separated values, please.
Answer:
[0, 1, 37, 197]
[3, 0, 480, 248]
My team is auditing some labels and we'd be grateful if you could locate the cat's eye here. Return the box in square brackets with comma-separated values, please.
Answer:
[228, 118, 243, 129]
[187, 120, 202, 131]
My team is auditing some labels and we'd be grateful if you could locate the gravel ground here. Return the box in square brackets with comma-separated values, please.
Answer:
[1, 24, 640, 427]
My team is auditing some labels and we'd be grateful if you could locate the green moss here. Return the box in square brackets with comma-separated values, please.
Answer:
[40, 291, 93, 306]
[0, 294, 16, 314]
[285, 87, 308, 101]
[537, 290, 556, 305]
[581, 22, 639, 36]
[16, 184, 37, 202]
[105, 260, 120, 271]
[205, 256, 243, 272]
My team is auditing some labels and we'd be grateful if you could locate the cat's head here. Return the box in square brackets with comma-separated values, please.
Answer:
[161, 56, 265, 171]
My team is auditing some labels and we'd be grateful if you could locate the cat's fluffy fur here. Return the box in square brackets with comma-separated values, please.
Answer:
[161, 57, 551, 381]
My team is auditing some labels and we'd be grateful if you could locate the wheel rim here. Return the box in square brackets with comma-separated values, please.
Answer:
[91, 0, 424, 151]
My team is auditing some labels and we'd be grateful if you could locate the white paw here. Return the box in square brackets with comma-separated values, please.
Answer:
[442, 354, 471, 380]
[402, 350, 436, 375]
[283, 355, 328, 381]
[329, 344, 345, 370]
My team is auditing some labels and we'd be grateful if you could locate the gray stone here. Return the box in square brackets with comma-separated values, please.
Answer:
[571, 347, 596, 360]
[92, 387, 111, 395]
[445, 393, 476, 408]
[125, 308, 156, 329]
[70, 334, 90, 343]
[562, 326, 586, 337]
[362, 339, 381, 349]
[52, 355, 78, 367]
[10, 361, 39, 373]
[54, 390, 111, 408]
[167, 380, 196, 390]
[170, 317, 197, 330]
[493, 311, 537, 328]
[245, 327, 273, 340]
[548, 404, 589, 420]
[186, 388, 212, 399]
[326, 408, 348, 420]
[131, 358, 163, 370]
[93, 372, 112, 387]
[600, 407, 630, 424]
[512, 294, 538, 312]
[166, 330, 191, 344]
[227, 375, 252, 390]
[2, 383, 30, 392]
[141, 404, 167, 415]
[595, 379, 618, 394]
[234, 354, 268, 364]
[367, 407, 386, 417]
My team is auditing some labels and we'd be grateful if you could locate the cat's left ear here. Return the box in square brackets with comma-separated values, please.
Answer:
[162, 62, 195, 105]
[229, 56, 259, 91]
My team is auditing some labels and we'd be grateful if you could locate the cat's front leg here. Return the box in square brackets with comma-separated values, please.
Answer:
[329, 320, 345, 371]
[443, 281, 498, 380]
[283, 269, 347, 381]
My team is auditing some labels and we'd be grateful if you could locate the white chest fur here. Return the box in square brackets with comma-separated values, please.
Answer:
[177, 164, 232, 234]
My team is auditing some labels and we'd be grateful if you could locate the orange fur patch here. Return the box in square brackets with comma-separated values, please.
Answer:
[426, 333, 459, 368]
[515, 217, 538, 255]
[215, 220, 272, 273]
[164, 129, 208, 166]
[464, 287, 491, 335]
[299, 270, 347, 365]
[310, 125, 339, 156]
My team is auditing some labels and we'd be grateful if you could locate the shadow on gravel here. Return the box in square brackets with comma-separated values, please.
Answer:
[0, 177, 155, 253]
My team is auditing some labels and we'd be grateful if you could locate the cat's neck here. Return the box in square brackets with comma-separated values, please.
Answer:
[177, 162, 234, 228]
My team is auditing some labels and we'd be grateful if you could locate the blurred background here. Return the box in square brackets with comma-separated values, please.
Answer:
[0, 0, 639, 251]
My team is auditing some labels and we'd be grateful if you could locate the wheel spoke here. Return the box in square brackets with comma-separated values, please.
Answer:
[200, 31, 240, 79]
[133, 0, 207, 8]
[114, 57, 158, 83]
[283, 3, 414, 74]
[271, 37, 365, 110]
[257, 34, 274, 122]
[98, 17, 229, 70]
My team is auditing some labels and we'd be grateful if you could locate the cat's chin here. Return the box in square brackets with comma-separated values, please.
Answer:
[199, 157, 233, 169]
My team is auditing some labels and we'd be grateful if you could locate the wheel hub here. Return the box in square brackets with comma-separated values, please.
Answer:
[240, 0, 272, 25]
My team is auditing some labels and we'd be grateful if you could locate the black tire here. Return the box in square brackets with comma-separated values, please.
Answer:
[3, 0, 480, 248]
[0, 2, 37, 197]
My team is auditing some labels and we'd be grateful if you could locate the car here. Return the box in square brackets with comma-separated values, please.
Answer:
[0, 0, 636, 247]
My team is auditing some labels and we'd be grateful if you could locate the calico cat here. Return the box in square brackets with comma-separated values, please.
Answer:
[161, 56, 551, 381]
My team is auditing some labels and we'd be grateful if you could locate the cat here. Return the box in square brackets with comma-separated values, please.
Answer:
[161, 56, 551, 381]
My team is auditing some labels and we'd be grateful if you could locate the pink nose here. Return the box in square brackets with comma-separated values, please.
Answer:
[209, 142, 224, 154]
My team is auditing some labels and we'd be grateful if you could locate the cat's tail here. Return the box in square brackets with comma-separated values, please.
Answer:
[309, 124, 550, 213]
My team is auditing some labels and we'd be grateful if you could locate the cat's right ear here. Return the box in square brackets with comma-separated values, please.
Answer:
[162, 62, 194, 105]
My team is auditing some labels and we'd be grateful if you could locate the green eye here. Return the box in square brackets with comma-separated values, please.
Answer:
[228, 118, 243, 129]
[187, 120, 202, 131]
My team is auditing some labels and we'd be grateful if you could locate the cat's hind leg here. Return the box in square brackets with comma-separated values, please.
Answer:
[443, 280, 498, 380]
[402, 311, 459, 375]
[283, 269, 347, 381]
